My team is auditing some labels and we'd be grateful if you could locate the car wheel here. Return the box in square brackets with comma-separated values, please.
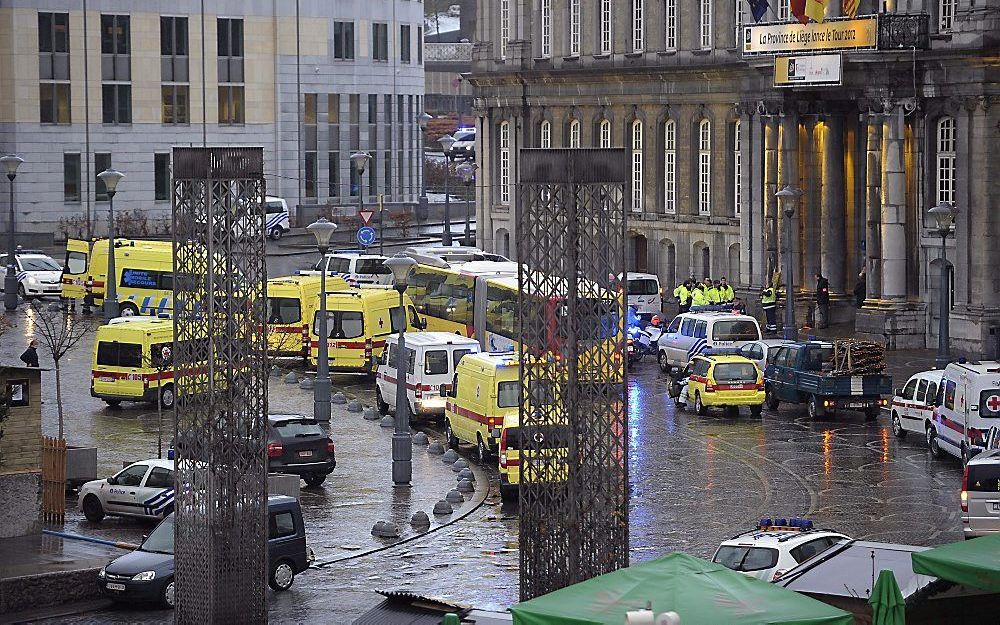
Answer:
[304, 473, 327, 488]
[161, 578, 175, 609]
[159, 385, 175, 410]
[82, 495, 105, 522]
[750, 404, 763, 417]
[927, 426, 942, 458]
[375, 388, 390, 415]
[118, 302, 139, 317]
[807, 395, 822, 419]
[695, 392, 708, 416]
[477, 436, 490, 464]
[658, 351, 671, 373]
[765, 386, 780, 411]
[104, 399, 122, 408]
[446, 420, 459, 449]
[17, 284, 27, 299]
[269, 226, 283, 241]
[891, 412, 906, 438]
[268, 560, 295, 591]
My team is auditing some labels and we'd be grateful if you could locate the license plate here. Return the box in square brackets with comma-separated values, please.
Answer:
[299, 450, 313, 458]
[100, 377, 114, 383]
[991, 502, 1000, 512]
[106, 583, 126, 591]
[848, 403, 867, 409]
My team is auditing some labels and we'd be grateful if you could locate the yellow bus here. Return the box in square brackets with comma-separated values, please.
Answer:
[62, 238, 176, 316]
[407, 259, 518, 337]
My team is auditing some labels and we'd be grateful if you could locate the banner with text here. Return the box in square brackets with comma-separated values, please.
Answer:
[774, 54, 843, 87]
[743, 16, 877, 55]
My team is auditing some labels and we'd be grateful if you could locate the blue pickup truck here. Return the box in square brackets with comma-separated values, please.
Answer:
[763, 341, 892, 420]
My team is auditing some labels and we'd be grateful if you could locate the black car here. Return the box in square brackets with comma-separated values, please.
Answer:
[267, 414, 336, 486]
[99, 495, 312, 608]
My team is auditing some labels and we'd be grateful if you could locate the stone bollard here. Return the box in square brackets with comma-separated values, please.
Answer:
[433, 500, 454, 516]
[451, 459, 468, 472]
[441, 449, 459, 464]
[332, 392, 347, 405]
[457, 479, 475, 493]
[445, 489, 464, 504]
[457, 468, 474, 482]
[380, 416, 395, 428]
[363, 407, 380, 421]
[299, 377, 315, 390]
[284, 372, 299, 384]
[412, 432, 429, 445]
[371, 521, 400, 538]
[427, 441, 445, 455]
[270, 366, 281, 378]
[347, 399, 363, 413]
[410, 511, 430, 528]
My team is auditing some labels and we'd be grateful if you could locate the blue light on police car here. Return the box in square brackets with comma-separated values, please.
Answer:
[167, 448, 175, 460]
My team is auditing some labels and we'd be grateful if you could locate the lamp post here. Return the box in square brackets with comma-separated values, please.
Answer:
[98, 168, 125, 323]
[438, 134, 457, 247]
[929, 202, 956, 370]
[1, 155, 24, 311]
[350, 151, 371, 251]
[307, 218, 338, 422]
[457, 162, 477, 247]
[776, 185, 802, 341]
[417, 112, 432, 218]
[384, 253, 416, 486]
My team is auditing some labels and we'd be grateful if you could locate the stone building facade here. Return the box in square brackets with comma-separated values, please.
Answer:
[0, 0, 425, 236]
[470, 0, 999, 355]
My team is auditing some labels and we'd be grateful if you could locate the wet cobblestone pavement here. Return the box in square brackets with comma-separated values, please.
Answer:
[1, 307, 964, 623]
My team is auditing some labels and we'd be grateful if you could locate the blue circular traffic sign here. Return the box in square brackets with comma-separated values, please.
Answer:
[357, 226, 377, 247]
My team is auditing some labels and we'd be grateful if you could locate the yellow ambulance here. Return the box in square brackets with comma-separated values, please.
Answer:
[62, 239, 176, 316]
[91, 317, 177, 408]
[266, 275, 349, 357]
[308, 288, 416, 374]
[442, 352, 520, 463]
[497, 413, 570, 502]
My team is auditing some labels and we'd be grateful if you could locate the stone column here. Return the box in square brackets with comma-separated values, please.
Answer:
[742, 111, 765, 287]
[802, 118, 821, 282]
[865, 113, 882, 303]
[764, 116, 779, 281]
[821, 113, 846, 292]
[477, 112, 493, 252]
[880, 103, 907, 303]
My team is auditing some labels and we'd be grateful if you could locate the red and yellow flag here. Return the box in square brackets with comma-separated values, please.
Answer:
[843, 0, 859, 17]
[790, 0, 809, 24]
[805, 0, 828, 22]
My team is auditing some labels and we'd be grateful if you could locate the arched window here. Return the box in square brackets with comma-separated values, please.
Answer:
[631, 120, 643, 212]
[664, 120, 676, 214]
[665, 0, 677, 50]
[499, 121, 511, 204]
[540, 120, 551, 148]
[733, 119, 742, 217]
[633, 0, 645, 52]
[939, 0, 955, 31]
[599, 119, 612, 148]
[540, 0, 552, 57]
[569, 119, 581, 148]
[698, 119, 712, 215]
[936, 117, 956, 206]
[570, 0, 581, 55]
[600, 0, 612, 54]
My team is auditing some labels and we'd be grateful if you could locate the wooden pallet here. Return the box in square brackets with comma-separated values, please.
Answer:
[41, 436, 66, 524]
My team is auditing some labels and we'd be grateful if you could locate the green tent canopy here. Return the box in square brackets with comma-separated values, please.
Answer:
[911, 533, 1000, 593]
[511, 553, 853, 625]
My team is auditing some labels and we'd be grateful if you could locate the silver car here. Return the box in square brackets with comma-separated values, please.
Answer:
[736, 339, 794, 371]
[963, 449, 1000, 538]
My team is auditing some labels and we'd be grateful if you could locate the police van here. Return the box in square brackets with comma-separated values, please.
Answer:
[78, 459, 175, 523]
[300, 251, 392, 287]
[264, 196, 291, 240]
[929, 361, 1000, 464]
[656, 311, 762, 373]
[0, 249, 63, 298]
[62, 238, 176, 316]
[626, 272, 662, 320]
[374, 332, 480, 420]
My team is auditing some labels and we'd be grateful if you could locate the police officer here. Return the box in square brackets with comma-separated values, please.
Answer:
[674, 280, 691, 313]
[690, 282, 708, 307]
[706, 280, 721, 306]
[760, 285, 777, 332]
[815, 273, 830, 329]
[719, 277, 735, 304]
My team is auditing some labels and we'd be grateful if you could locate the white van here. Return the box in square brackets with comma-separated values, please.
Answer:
[656, 311, 761, 373]
[929, 361, 1000, 464]
[300, 252, 392, 287]
[890, 369, 943, 441]
[626, 272, 662, 320]
[375, 332, 480, 421]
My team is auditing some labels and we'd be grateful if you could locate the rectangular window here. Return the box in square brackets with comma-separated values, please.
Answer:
[333, 21, 355, 59]
[161, 16, 189, 125]
[40, 83, 71, 124]
[699, 121, 712, 215]
[154, 153, 170, 201]
[665, 0, 677, 50]
[700, 0, 713, 49]
[304, 152, 317, 199]
[63, 153, 80, 202]
[500, 0, 510, 58]
[329, 94, 341, 197]
[540, 121, 551, 148]
[633, 0, 644, 52]
[541, 0, 552, 57]
[217, 18, 244, 125]
[734, 0, 743, 32]
[102, 84, 131, 124]
[569, 120, 581, 148]
[664, 121, 676, 213]
[161, 85, 190, 124]
[368, 94, 378, 154]
[329, 151, 340, 197]
[733, 120, 742, 217]
[417, 27, 423, 64]
[160, 16, 188, 56]
[632, 121, 643, 212]
[499, 122, 511, 204]
[101, 14, 130, 55]
[38, 12, 70, 81]
[939, 0, 955, 31]
[349, 94, 360, 151]
[400, 25, 411, 63]
[101, 14, 130, 124]
[570, 0, 581, 55]
[217, 18, 243, 57]
[95, 153, 111, 201]
[218, 85, 244, 125]
[372, 23, 389, 61]
[600, 0, 612, 54]
[304, 93, 318, 198]
[778, 0, 789, 21]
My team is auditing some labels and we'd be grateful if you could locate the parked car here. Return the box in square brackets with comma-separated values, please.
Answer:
[712, 519, 850, 582]
[447, 128, 476, 161]
[890, 369, 941, 440]
[267, 414, 336, 487]
[78, 459, 174, 523]
[98, 495, 311, 608]
[962, 449, 1000, 539]
[657, 311, 762, 373]
[0, 249, 63, 298]
[736, 338, 794, 371]
[672, 353, 765, 417]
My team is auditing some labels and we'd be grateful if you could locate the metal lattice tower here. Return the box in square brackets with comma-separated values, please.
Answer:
[171, 147, 269, 622]
[517, 148, 629, 601]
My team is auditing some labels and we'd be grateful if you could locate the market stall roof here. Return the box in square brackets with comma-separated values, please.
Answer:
[911, 533, 1000, 593]
[510, 553, 853, 625]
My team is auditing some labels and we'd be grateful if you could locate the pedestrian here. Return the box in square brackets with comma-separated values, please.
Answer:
[815, 273, 830, 329]
[706, 280, 721, 306]
[674, 280, 691, 313]
[690, 282, 708, 308]
[730, 297, 746, 314]
[719, 277, 734, 304]
[760, 285, 777, 332]
[853, 271, 866, 309]
[20, 339, 39, 367]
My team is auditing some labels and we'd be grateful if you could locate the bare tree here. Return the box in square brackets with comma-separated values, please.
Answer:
[29, 301, 96, 439]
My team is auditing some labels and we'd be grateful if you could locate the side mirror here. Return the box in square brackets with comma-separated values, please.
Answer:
[894, 388, 902, 397]
[107, 477, 116, 485]
[141, 534, 149, 543]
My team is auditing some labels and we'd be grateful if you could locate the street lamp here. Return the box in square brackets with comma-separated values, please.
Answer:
[438, 134, 457, 247]
[457, 162, 477, 247]
[1, 154, 24, 311]
[307, 218, 338, 422]
[776, 185, 803, 341]
[350, 151, 372, 252]
[417, 113, 432, 218]
[929, 202, 956, 369]
[98, 168, 125, 323]
[384, 253, 417, 486]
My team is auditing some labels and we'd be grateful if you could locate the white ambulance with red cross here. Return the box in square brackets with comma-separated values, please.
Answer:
[928, 361, 1000, 465]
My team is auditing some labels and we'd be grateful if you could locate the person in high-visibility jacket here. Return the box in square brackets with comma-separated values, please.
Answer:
[706, 281, 721, 305]
[673, 281, 691, 313]
[719, 277, 735, 304]
[760, 285, 777, 332]
[690, 283, 709, 307]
